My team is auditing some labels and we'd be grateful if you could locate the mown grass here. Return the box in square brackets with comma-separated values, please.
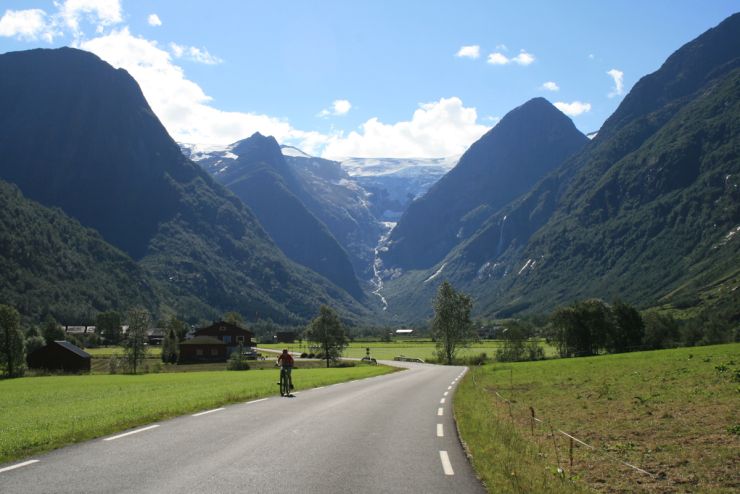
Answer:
[455, 343, 740, 493]
[0, 364, 395, 464]
[259, 339, 557, 361]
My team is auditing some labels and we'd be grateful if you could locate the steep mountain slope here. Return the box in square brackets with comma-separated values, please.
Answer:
[0, 179, 165, 323]
[381, 97, 588, 271]
[383, 13, 740, 320]
[282, 149, 384, 279]
[0, 47, 368, 323]
[192, 133, 363, 299]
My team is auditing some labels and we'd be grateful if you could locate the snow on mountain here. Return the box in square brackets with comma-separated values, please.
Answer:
[339, 156, 458, 177]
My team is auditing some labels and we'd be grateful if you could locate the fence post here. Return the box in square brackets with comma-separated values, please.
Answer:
[530, 406, 535, 435]
[569, 436, 574, 469]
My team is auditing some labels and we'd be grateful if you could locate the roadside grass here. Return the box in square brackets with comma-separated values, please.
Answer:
[455, 343, 740, 493]
[259, 340, 557, 361]
[0, 364, 396, 464]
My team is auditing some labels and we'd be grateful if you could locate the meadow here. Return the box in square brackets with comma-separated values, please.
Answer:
[454, 343, 740, 493]
[0, 364, 395, 464]
[258, 339, 557, 361]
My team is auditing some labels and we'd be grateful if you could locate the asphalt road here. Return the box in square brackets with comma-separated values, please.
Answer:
[0, 362, 485, 493]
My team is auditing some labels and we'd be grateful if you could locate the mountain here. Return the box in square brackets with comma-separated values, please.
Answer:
[281, 148, 384, 279]
[0, 47, 368, 324]
[0, 179, 165, 323]
[340, 157, 457, 221]
[382, 13, 740, 320]
[381, 97, 589, 271]
[189, 133, 363, 299]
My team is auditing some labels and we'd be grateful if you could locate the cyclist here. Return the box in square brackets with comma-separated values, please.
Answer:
[277, 349, 294, 396]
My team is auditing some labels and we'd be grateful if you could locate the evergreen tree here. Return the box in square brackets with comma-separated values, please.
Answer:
[161, 325, 179, 364]
[0, 304, 25, 377]
[306, 306, 347, 368]
[123, 308, 149, 374]
[431, 281, 475, 365]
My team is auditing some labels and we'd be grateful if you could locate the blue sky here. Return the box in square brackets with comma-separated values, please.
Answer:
[1, 1, 737, 158]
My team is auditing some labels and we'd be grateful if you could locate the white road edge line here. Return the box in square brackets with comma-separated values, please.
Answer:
[192, 407, 225, 417]
[0, 460, 39, 474]
[437, 408, 444, 416]
[103, 425, 159, 441]
[437, 423, 444, 437]
[246, 398, 269, 404]
[440, 451, 454, 475]
[313, 386, 325, 390]
[440, 398, 446, 404]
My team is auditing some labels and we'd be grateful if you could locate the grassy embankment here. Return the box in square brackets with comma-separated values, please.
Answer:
[259, 339, 557, 361]
[455, 343, 740, 493]
[0, 364, 395, 464]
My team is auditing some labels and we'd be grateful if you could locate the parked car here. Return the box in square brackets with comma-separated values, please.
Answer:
[242, 348, 263, 360]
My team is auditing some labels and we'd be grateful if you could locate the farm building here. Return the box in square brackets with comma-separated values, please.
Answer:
[179, 336, 228, 363]
[26, 341, 91, 372]
[194, 321, 254, 355]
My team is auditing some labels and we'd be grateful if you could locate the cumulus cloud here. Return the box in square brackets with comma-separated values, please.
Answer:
[318, 99, 352, 117]
[607, 68, 624, 97]
[0, 9, 54, 41]
[487, 49, 535, 66]
[169, 42, 223, 64]
[554, 101, 592, 117]
[320, 97, 489, 159]
[147, 14, 162, 27]
[60, 0, 123, 34]
[540, 81, 559, 92]
[455, 45, 480, 59]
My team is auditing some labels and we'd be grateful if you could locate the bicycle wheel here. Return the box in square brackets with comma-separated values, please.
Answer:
[281, 369, 290, 396]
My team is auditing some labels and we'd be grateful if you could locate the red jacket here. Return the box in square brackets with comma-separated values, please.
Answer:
[278, 353, 294, 366]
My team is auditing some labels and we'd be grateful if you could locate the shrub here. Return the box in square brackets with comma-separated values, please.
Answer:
[226, 351, 249, 371]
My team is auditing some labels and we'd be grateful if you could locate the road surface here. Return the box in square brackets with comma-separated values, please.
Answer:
[0, 361, 485, 493]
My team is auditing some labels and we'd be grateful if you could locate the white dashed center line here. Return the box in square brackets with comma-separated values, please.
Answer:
[104, 425, 159, 441]
[437, 407, 444, 416]
[246, 398, 269, 404]
[440, 398, 446, 404]
[437, 423, 444, 437]
[0, 460, 39, 474]
[192, 407, 224, 417]
[443, 391, 448, 396]
[439, 451, 454, 475]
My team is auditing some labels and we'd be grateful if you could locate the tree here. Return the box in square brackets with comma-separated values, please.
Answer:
[642, 311, 680, 349]
[25, 326, 46, 355]
[123, 308, 149, 374]
[223, 311, 244, 326]
[305, 306, 348, 368]
[431, 281, 476, 365]
[41, 315, 65, 344]
[161, 325, 179, 364]
[96, 311, 122, 345]
[550, 299, 613, 357]
[0, 304, 25, 378]
[607, 300, 645, 353]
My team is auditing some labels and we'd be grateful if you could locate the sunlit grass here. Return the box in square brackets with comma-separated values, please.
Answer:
[455, 343, 740, 493]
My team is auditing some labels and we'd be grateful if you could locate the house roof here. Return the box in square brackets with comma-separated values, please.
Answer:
[180, 336, 226, 346]
[53, 340, 91, 359]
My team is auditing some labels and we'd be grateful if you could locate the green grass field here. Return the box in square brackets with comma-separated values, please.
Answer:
[258, 339, 557, 361]
[0, 365, 396, 464]
[455, 343, 740, 493]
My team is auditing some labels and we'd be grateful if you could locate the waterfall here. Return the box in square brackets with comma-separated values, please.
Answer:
[496, 215, 507, 257]
[370, 222, 395, 311]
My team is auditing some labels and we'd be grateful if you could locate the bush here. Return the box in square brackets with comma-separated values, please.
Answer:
[300, 353, 308, 358]
[226, 351, 249, 371]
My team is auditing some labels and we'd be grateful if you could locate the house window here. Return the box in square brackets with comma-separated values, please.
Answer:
[196, 349, 203, 356]
[223, 335, 232, 344]
[211, 348, 219, 356]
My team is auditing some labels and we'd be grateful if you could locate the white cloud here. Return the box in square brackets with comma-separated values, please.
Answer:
[607, 68, 624, 97]
[512, 50, 535, 65]
[320, 97, 489, 159]
[487, 52, 509, 65]
[147, 14, 162, 27]
[455, 45, 480, 59]
[79, 28, 297, 147]
[169, 42, 222, 64]
[554, 101, 592, 117]
[487, 49, 535, 66]
[319, 99, 352, 117]
[60, 0, 123, 34]
[540, 81, 559, 92]
[0, 9, 54, 41]
[495, 44, 508, 51]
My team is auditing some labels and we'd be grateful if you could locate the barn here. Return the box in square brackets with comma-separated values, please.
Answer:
[179, 336, 228, 363]
[27, 341, 91, 373]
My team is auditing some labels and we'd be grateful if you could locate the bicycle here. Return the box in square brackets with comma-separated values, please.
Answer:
[279, 366, 293, 397]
